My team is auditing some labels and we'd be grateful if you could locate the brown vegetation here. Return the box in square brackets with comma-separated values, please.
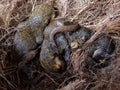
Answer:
[0, 0, 120, 90]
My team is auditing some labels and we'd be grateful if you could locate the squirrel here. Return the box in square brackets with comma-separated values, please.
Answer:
[28, 4, 56, 44]
[14, 4, 56, 58]
[40, 39, 67, 73]
[14, 22, 37, 56]
[40, 19, 72, 73]
[87, 35, 115, 62]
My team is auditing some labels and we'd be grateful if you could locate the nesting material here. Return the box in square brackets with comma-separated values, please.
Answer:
[0, 0, 120, 90]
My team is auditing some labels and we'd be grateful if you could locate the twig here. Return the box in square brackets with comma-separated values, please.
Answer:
[0, 73, 16, 89]
[44, 73, 59, 85]
[82, 17, 110, 50]
[59, 74, 79, 87]
[32, 72, 44, 84]
[2, 66, 17, 75]
[0, 29, 16, 42]
[85, 25, 96, 31]
[31, 0, 37, 11]
[70, 2, 95, 22]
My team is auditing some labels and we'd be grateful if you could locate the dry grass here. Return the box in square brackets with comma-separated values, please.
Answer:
[0, 0, 120, 90]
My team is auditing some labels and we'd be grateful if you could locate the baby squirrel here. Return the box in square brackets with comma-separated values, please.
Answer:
[14, 22, 37, 56]
[28, 4, 56, 44]
[40, 19, 72, 73]
[87, 35, 115, 62]
[14, 4, 56, 55]
[40, 39, 67, 73]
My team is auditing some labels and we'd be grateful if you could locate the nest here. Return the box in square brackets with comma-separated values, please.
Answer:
[0, 0, 120, 90]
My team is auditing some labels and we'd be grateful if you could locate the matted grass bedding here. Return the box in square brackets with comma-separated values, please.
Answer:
[0, 0, 120, 90]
